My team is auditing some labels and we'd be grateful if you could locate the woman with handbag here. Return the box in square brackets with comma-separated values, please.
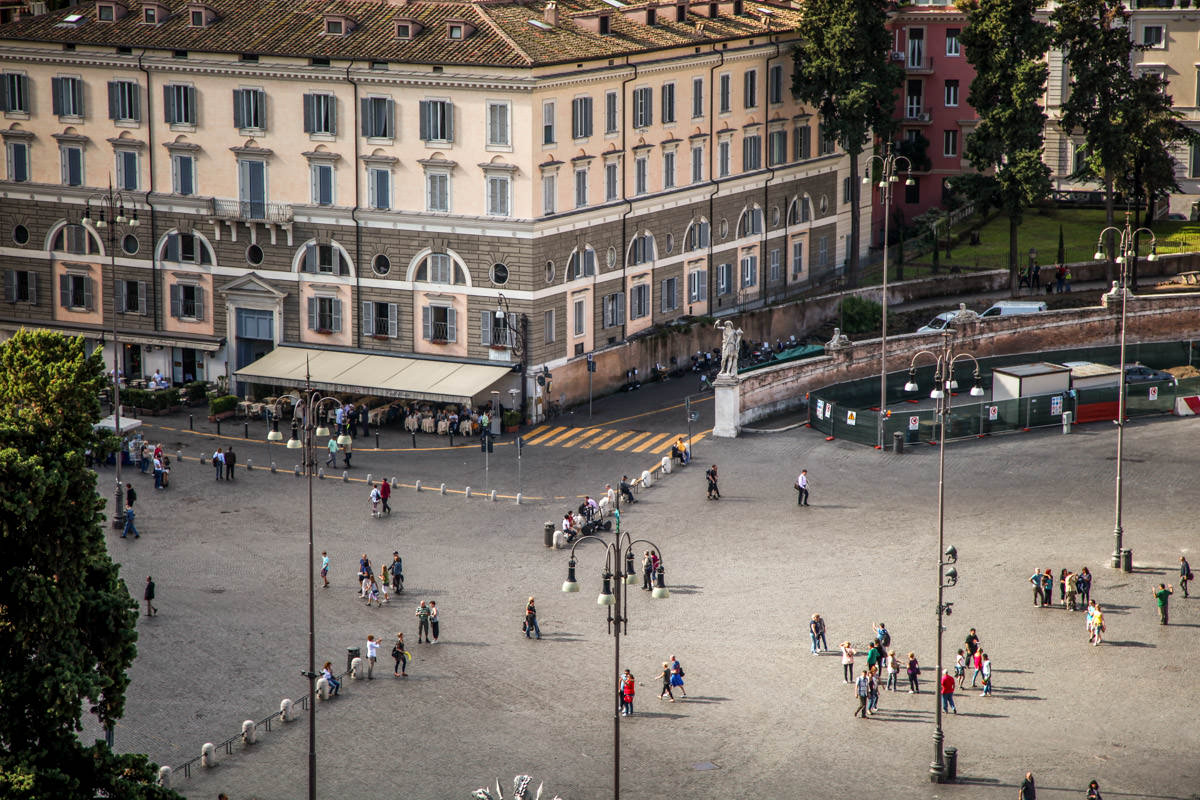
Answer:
[392, 632, 408, 677]
[906, 652, 921, 693]
[669, 655, 686, 698]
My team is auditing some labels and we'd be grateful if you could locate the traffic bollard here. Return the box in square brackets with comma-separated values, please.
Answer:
[411, 432, 417, 449]
[244, 422, 249, 439]
[189, 414, 194, 431]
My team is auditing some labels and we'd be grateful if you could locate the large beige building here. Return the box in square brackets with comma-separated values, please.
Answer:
[0, 0, 856, 413]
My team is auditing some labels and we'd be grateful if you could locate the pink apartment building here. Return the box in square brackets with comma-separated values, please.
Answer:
[871, 2, 979, 246]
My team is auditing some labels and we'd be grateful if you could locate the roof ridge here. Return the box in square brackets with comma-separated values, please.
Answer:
[470, 2, 533, 66]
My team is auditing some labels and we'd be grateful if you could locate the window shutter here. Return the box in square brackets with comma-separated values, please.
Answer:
[5, 270, 15, 302]
[183, 85, 195, 124]
[303, 94, 315, 133]
[169, 283, 181, 317]
[339, 250, 350, 277]
[0, 78, 8, 112]
[194, 287, 205, 320]
[27, 272, 36, 306]
[115, 280, 126, 313]
[480, 310, 491, 345]
[255, 90, 266, 129]
[384, 99, 395, 138]
[163, 85, 175, 123]
[137, 281, 147, 314]
[82, 277, 93, 310]
[418, 99, 430, 140]
[107, 81, 120, 120]
[421, 305, 432, 340]
[387, 303, 398, 338]
[617, 293, 625, 324]
[507, 312, 517, 347]
[233, 89, 245, 129]
[130, 84, 140, 121]
[362, 301, 374, 335]
[307, 296, 318, 330]
[446, 307, 456, 342]
[360, 97, 371, 136]
[59, 274, 70, 307]
[328, 96, 337, 135]
[444, 102, 453, 142]
[72, 79, 82, 116]
[304, 243, 318, 273]
[331, 299, 342, 333]
[51, 77, 63, 115]
[165, 232, 180, 262]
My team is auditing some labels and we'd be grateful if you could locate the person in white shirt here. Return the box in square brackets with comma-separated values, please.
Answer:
[796, 469, 809, 506]
[369, 483, 382, 517]
[365, 634, 379, 679]
[212, 448, 225, 481]
[585, 495, 600, 520]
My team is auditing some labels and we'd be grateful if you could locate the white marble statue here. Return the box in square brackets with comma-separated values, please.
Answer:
[716, 320, 743, 377]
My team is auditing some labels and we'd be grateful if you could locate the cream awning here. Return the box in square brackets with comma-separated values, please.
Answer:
[234, 346, 514, 404]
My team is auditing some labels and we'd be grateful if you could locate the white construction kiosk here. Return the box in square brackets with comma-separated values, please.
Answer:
[990, 362, 1070, 401]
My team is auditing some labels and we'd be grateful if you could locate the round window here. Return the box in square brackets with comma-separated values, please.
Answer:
[372, 253, 391, 276]
[490, 262, 509, 285]
[246, 244, 264, 266]
[771, 206, 781, 227]
[12, 224, 29, 246]
[122, 234, 140, 255]
[819, 195, 829, 215]
[665, 233, 674, 254]
[719, 218, 729, 239]
[545, 260, 555, 284]
[606, 246, 617, 268]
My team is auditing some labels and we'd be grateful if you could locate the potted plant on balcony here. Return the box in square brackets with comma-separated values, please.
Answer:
[208, 394, 239, 422]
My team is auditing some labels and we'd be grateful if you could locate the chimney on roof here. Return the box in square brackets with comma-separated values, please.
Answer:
[544, 1, 558, 25]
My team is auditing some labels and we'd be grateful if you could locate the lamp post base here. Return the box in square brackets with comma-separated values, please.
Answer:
[111, 484, 124, 529]
[1111, 526, 1123, 569]
[930, 763, 947, 783]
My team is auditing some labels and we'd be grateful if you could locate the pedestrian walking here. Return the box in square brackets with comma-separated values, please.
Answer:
[659, 662, 675, 701]
[416, 600, 432, 642]
[970, 649, 983, 688]
[964, 628, 980, 659]
[377, 570, 390, 604]
[669, 655, 686, 697]
[954, 650, 966, 688]
[392, 632, 408, 677]
[1041, 569, 1054, 607]
[940, 669, 957, 714]
[326, 437, 338, 466]
[153, 454, 164, 489]
[795, 469, 809, 506]
[705, 464, 720, 500]
[121, 501, 139, 538]
[524, 596, 541, 639]
[342, 437, 352, 469]
[620, 669, 635, 716]
[867, 666, 880, 714]
[1020, 771, 1036, 800]
[369, 483, 382, 518]
[1154, 583, 1174, 624]
[319, 551, 329, 588]
[212, 447, 225, 480]
[875, 622, 891, 650]
[389, 552, 403, 593]
[380, 479, 391, 515]
[143, 576, 157, 616]
[366, 576, 382, 607]
[365, 634, 378, 679]
[1066, 570, 1079, 610]
[1078, 566, 1092, 607]
[1085, 599, 1096, 639]
[358, 554, 372, 592]
[1086, 780, 1103, 800]
[322, 662, 341, 696]
[866, 639, 882, 675]
[1059, 568, 1068, 606]
[642, 551, 653, 591]
[429, 600, 439, 642]
[840, 641, 856, 683]
[125, 483, 136, 508]
[1092, 604, 1105, 645]
[1181, 556, 1192, 598]
[907, 652, 921, 693]
[885, 650, 898, 691]
[1030, 569, 1045, 607]
[979, 653, 992, 696]
[224, 446, 236, 480]
[810, 613, 827, 653]
[853, 670, 870, 718]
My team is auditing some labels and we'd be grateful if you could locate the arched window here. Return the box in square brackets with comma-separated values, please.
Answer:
[159, 230, 215, 265]
[568, 246, 596, 279]
[49, 223, 102, 255]
[787, 196, 811, 225]
[628, 232, 655, 266]
[737, 206, 764, 238]
[684, 218, 710, 252]
[414, 252, 466, 285]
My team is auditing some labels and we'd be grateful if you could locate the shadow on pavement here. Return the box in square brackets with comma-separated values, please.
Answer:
[1103, 639, 1156, 647]
[670, 696, 729, 704]
[626, 711, 688, 720]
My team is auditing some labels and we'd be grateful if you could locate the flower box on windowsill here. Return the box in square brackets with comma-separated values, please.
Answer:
[430, 338, 447, 345]
[371, 334, 389, 341]
[489, 344, 510, 351]
[314, 328, 333, 335]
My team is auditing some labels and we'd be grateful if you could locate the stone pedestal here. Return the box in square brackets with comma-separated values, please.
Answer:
[711, 374, 741, 438]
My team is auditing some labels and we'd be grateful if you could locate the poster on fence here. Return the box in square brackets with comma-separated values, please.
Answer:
[846, 410, 857, 426]
[816, 399, 825, 418]
[1149, 386, 1159, 401]
[909, 415, 920, 431]
[988, 405, 998, 421]
[824, 402, 833, 419]
[1050, 396, 1062, 416]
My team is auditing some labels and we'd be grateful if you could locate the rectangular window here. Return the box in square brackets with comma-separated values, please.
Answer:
[744, 69, 758, 108]
[635, 155, 648, 194]
[574, 167, 588, 208]
[303, 93, 336, 135]
[718, 140, 730, 177]
[691, 144, 704, 183]
[946, 28, 960, 56]
[1191, 144, 1200, 179]
[171, 153, 195, 195]
[363, 301, 399, 338]
[740, 253, 758, 288]
[818, 125, 836, 155]
[426, 171, 449, 212]
[944, 79, 959, 108]
[5, 269, 36, 304]
[605, 161, 619, 201]
[692, 77, 704, 118]
[361, 96, 395, 139]
[817, 236, 829, 267]
[716, 262, 732, 295]
[632, 87, 653, 128]
[660, 276, 679, 312]
[487, 174, 510, 216]
[115, 150, 139, 190]
[843, 176, 852, 204]
[543, 100, 556, 145]
[605, 90, 618, 134]
[768, 129, 787, 166]
[795, 125, 811, 160]
[663, 150, 676, 189]
[1, 72, 29, 113]
[481, 310, 517, 347]
[687, 269, 707, 303]
[116, 279, 148, 315]
[163, 84, 196, 125]
[59, 273, 93, 310]
[421, 305, 457, 342]
[107, 79, 140, 121]
[1142, 25, 1164, 48]
[769, 248, 781, 282]
[768, 64, 783, 105]
[306, 295, 343, 332]
[602, 292, 625, 328]
[719, 73, 731, 113]
[630, 283, 649, 320]
[487, 100, 510, 146]
[169, 283, 204, 319]
[368, 167, 391, 210]
[943, 129, 958, 157]
[419, 99, 453, 142]
[60, 145, 83, 186]
[51, 76, 83, 117]
[792, 239, 804, 276]
[572, 96, 593, 139]
[573, 297, 586, 335]
[544, 309, 555, 344]
[542, 173, 557, 215]
[238, 159, 267, 218]
[571, 249, 596, 278]
[742, 134, 762, 171]
[661, 82, 676, 124]
[233, 88, 266, 130]
[311, 163, 334, 206]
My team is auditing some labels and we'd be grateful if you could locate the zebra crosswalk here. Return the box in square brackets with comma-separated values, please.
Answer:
[520, 425, 706, 454]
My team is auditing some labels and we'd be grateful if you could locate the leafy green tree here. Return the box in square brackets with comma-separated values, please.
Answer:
[792, 0, 903, 288]
[0, 330, 179, 800]
[958, 0, 1053, 291]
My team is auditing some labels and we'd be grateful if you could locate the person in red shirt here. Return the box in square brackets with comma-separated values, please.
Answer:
[620, 669, 635, 716]
[940, 669, 957, 714]
[380, 479, 392, 515]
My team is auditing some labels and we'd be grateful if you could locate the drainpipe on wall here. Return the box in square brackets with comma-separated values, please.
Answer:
[619, 58, 638, 344]
[707, 47, 724, 315]
[138, 51, 160, 334]
[761, 42, 780, 310]
[346, 61, 363, 350]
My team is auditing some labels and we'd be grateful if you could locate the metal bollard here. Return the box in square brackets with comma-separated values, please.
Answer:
[489, 489, 497, 502]
[216, 420, 221, 436]
[450, 431, 455, 447]
[342, 471, 348, 482]
[515, 493, 522, 505]
[244, 422, 249, 439]
[366, 473, 372, 485]
[415, 480, 422, 492]
[189, 414, 194, 431]
[375, 432, 380, 449]
[439, 482, 446, 494]
[246, 458, 253, 471]
[465, 486, 471, 498]
[412, 432, 417, 449]
[270, 461, 277, 473]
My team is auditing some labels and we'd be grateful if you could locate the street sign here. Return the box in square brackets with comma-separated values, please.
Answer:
[689, 412, 699, 422]
[1149, 386, 1158, 400]
[909, 415, 920, 431]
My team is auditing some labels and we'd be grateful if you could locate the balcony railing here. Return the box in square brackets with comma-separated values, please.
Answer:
[906, 56, 935, 74]
[904, 106, 933, 123]
[209, 198, 293, 223]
